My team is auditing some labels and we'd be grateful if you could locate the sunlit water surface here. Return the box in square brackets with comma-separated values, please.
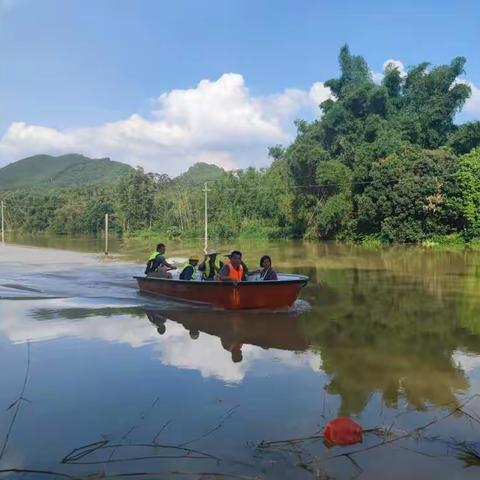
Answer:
[1, 236, 480, 479]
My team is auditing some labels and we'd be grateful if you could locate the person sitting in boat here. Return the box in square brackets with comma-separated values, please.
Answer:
[179, 256, 199, 280]
[145, 243, 176, 278]
[198, 249, 223, 280]
[215, 250, 247, 284]
[225, 250, 249, 275]
[249, 255, 278, 281]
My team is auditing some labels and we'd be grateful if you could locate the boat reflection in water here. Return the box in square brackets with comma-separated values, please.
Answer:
[145, 308, 309, 364]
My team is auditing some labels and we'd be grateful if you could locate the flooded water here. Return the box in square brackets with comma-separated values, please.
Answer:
[1, 237, 480, 479]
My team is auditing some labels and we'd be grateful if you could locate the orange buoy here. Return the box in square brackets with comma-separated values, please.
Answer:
[323, 417, 363, 446]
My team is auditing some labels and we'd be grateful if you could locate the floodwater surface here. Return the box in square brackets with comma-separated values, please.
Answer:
[1, 238, 480, 479]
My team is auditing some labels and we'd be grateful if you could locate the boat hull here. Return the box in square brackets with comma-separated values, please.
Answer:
[134, 275, 308, 309]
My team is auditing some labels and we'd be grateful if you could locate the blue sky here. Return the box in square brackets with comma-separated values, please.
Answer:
[0, 0, 479, 175]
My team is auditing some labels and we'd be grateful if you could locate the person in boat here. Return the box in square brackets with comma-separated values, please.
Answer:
[215, 250, 247, 284]
[198, 249, 223, 280]
[225, 250, 249, 275]
[179, 256, 199, 280]
[145, 243, 176, 278]
[250, 255, 278, 281]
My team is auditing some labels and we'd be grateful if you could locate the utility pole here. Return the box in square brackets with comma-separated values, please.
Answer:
[1, 201, 4, 244]
[104, 213, 109, 255]
[203, 182, 210, 253]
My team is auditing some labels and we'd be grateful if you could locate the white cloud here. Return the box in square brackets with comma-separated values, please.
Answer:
[453, 79, 480, 120]
[0, 73, 331, 175]
[309, 81, 332, 106]
[463, 81, 480, 116]
[371, 71, 384, 84]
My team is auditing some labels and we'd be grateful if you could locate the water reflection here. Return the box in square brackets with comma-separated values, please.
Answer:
[300, 266, 480, 416]
[144, 279, 480, 417]
[3, 241, 480, 478]
[1, 300, 321, 384]
[140, 308, 321, 383]
[146, 309, 310, 364]
[5, 288, 480, 418]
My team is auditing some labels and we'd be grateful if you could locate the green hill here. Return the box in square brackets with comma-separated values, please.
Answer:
[174, 162, 225, 185]
[0, 154, 133, 190]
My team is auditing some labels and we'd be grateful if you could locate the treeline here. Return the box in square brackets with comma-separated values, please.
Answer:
[0, 163, 293, 240]
[2, 46, 480, 243]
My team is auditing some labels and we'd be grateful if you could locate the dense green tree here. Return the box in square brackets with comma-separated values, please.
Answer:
[116, 168, 158, 231]
[447, 122, 480, 155]
[456, 148, 480, 239]
[356, 147, 461, 242]
[282, 45, 476, 242]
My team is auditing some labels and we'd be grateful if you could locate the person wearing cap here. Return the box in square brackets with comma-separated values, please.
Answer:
[198, 249, 223, 281]
[179, 256, 199, 280]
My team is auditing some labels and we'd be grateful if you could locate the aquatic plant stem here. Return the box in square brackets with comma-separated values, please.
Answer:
[0, 340, 31, 462]
[0, 468, 77, 479]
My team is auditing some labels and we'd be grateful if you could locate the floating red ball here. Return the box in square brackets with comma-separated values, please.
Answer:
[323, 417, 363, 446]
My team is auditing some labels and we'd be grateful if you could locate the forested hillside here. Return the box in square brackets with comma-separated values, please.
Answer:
[0, 154, 132, 190]
[1, 46, 480, 243]
[174, 162, 225, 186]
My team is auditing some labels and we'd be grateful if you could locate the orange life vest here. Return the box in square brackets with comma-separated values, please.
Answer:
[226, 262, 243, 282]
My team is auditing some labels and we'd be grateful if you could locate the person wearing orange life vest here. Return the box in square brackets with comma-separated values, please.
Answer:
[226, 249, 249, 275]
[215, 250, 247, 285]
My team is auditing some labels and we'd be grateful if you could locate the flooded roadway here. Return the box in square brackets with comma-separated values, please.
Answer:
[1, 240, 480, 479]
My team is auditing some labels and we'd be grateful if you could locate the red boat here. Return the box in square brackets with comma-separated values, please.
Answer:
[134, 274, 309, 310]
